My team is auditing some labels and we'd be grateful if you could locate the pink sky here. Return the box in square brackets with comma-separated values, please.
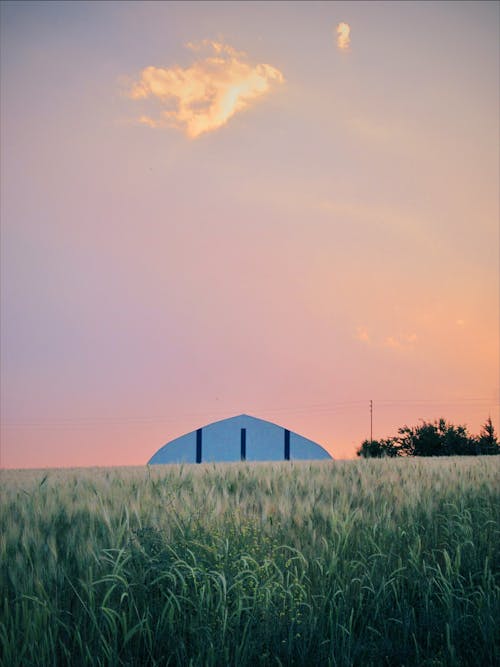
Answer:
[1, 1, 498, 467]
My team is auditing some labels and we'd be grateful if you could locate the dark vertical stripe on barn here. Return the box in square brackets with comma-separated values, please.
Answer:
[284, 429, 290, 460]
[240, 428, 246, 461]
[196, 428, 202, 463]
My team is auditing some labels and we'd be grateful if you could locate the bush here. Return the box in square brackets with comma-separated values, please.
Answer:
[357, 417, 499, 458]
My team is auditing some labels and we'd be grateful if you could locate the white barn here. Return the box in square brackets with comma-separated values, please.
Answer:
[148, 414, 332, 464]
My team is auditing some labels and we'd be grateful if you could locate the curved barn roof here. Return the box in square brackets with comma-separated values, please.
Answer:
[148, 414, 332, 464]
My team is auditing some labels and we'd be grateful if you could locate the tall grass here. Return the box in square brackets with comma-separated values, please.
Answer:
[1, 458, 499, 666]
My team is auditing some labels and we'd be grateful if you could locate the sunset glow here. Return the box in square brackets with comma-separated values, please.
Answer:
[0, 1, 498, 468]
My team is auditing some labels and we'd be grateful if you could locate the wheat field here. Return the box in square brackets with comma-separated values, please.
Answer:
[1, 458, 499, 666]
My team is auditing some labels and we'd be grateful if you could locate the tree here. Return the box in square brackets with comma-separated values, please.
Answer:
[395, 419, 474, 456]
[476, 416, 499, 455]
[357, 438, 400, 458]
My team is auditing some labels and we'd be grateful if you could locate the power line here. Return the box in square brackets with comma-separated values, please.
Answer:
[1, 396, 497, 428]
[370, 399, 373, 443]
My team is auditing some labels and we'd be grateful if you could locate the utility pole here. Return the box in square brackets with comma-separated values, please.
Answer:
[370, 400, 373, 443]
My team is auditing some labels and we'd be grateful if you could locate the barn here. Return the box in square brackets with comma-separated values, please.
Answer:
[148, 414, 332, 464]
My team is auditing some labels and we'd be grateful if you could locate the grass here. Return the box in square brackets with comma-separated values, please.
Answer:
[1, 458, 499, 666]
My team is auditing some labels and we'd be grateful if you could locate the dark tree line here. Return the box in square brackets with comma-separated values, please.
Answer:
[357, 416, 499, 458]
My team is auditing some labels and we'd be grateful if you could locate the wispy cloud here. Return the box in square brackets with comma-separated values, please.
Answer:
[317, 198, 443, 252]
[336, 22, 351, 51]
[128, 40, 284, 138]
[383, 333, 417, 350]
[356, 327, 417, 351]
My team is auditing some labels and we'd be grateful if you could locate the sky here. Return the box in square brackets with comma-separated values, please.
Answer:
[1, 0, 499, 468]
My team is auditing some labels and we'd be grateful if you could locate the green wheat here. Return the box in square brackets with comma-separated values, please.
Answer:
[1, 458, 499, 666]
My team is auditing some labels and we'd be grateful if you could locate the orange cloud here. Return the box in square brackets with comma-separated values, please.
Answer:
[383, 333, 418, 350]
[355, 327, 417, 350]
[128, 40, 284, 138]
[355, 326, 371, 343]
[336, 22, 351, 51]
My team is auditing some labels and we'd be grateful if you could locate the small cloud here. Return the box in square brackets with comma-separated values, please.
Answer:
[127, 40, 284, 138]
[384, 336, 401, 349]
[355, 326, 371, 344]
[355, 327, 417, 350]
[336, 22, 351, 51]
[384, 333, 417, 350]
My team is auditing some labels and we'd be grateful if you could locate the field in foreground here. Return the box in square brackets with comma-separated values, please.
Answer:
[1, 458, 499, 666]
